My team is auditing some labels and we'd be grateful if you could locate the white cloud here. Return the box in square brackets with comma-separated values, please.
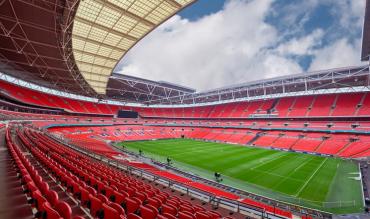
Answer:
[276, 29, 324, 56]
[309, 39, 363, 71]
[117, 0, 302, 91]
[116, 0, 366, 91]
[331, 0, 366, 29]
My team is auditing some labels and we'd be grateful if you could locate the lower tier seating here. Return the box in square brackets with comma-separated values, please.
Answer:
[8, 126, 242, 219]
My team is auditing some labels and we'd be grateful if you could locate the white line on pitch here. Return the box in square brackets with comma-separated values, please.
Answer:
[294, 157, 328, 197]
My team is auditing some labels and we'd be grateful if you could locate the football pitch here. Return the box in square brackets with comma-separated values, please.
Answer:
[119, 139, 364, 214]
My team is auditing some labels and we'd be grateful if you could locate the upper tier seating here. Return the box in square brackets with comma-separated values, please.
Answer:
[272, 97, 295, 117]
[134, 93, 367, 118]
[288, 96, 314, 117]
[0, 78, 369, 118]
[331, 93, 363, 116]
[308, 95, 336, 117]
[0, 80, 120, 115]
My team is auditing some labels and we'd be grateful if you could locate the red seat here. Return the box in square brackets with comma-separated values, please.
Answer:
[89, 176, 98, 188]
[111, 191, 128, 206]
[154, 194, 167, 203]
[89, 194, 103, 216]
[42, 202, 62, 219]
[208, 210, 222, 219]
[195, 212, 211, 219]
[32, 190, 47, 210]
[55, 201, 72, 219]
[125, 197, 141, 214]
[46, 190, 59, 206]
[194, 205, 206, 212]
[104, 185, 116, 198]
[125, 186, 136, 196]
[180, 205, 194, 213]
[40, 181, 50, 194]
[161, 203, 177, 216]
[79, 187, 90, 206]
[71, 180, 81, 195]
[135, 191, 147, 202]
[147, 197, 161, 208]
[86, 186, 97, 196]
[101, 203, 125, 219]
[162, 213, 177, 219]
[127, 213, 142, 219]
[157, 215, 168, 219]
[97, 194, 109, 203]
[140, 205, 158, 219]
[109, 202, 125, 216]
[179, 211, 196, 219]
[166, 199, 179, 208]
[97, 180, 106, 193]
[26, 181, 38, 194]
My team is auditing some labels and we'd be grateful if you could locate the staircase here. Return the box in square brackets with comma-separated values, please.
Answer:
[354, 93, 367, 116]
[328, 94, 339, 116]
[267, 98, 280, 114]
[313, 139, 326, 152]
[335, 142, 353, 156]
[247, 132, 263, 145]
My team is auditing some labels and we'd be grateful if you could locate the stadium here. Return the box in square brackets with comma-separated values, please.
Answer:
[0, 0, 369, 219]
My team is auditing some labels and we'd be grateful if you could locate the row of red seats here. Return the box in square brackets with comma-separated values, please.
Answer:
[134, 93, 370, 118]
[57, 125, 181, 143]
[252, 132, 370, 157]
[145, 118, 370, 131]
[0, 108, 127, 122]
[6, 128, 85, 219]
[18, 127, 233, 219]
[184, 128, 369, 158]
[0, 80, 119, 114]
[18, 128, 128, 219]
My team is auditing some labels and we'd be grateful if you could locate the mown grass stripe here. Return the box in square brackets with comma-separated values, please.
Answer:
[120, 139, 363, 213]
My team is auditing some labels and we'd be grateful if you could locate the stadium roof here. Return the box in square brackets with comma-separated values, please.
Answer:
[0, 0, 96, 95]
[0, 0, 195, 97]
[72, 0, 195, 94]
[362, 0, 370, 61]
[107, 73, 195, 103]
[146, 65, 370, 105]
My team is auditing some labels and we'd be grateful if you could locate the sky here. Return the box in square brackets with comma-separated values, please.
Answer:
[115, 0, 366, 91]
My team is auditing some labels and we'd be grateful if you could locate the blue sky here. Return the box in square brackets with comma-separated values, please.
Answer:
[116, 0, 366, 91]
[178, 0, 225, 21]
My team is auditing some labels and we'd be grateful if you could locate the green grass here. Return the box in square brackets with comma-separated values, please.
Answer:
[118, 139, 364, 214]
